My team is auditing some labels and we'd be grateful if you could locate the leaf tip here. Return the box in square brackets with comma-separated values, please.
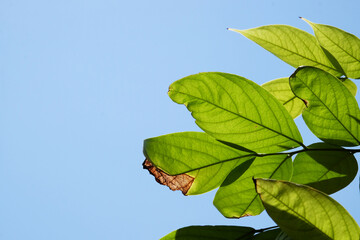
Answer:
[227, 28, 240, 33]
[299, 17, 311, 24]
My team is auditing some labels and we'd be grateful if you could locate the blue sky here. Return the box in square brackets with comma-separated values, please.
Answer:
[1, 1, 360, 239]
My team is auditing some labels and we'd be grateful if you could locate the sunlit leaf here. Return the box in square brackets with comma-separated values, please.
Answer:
[290, 66, 360, 146]
[262, 78, 305, 118]
[292, 143, 358, 194]
[229, 25, 344, 77]
[341, 78, 357, 96]
[160, 225, 255, 240]
[255, 179, 360, 240]
[143, 132, 255, 195]
[302, 18, 360, 79]
[169, 72, 303, 153]
[213, 155, 292, 218]
[262, 77, 357, 119]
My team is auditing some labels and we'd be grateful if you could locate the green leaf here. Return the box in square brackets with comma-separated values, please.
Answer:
[169, 72, 303, 153]
[143, 132, 255, 195]
[341, 78, 357, 96]
[160, 225, 255, 240]
[229, 25, 344, 77]
[255, 179, 360, 240]
[254, 229, 282, 240]
[261, 77, 356, 119]
[292, 143, 358, 194]
[275, 231, 292, 240]
[213, 155, 292, 218]
[302, 18, 360, 79]
[290, 66, 360, 146]
[262, 78, 305, 119]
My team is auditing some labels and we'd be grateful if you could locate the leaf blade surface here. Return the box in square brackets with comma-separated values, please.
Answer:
[143, 132, 255, 195]
[214, 155, 292, 218]
[230, 25, 344, 76]
[290, 66, 360, 146]
[262, 78, 305, 119]
[303, 18, 360, 79]
[291, 143, 358, 194]
[169, 72, 303, 153]
[255, 179, 360, 240]
[161, 225, 255, 240]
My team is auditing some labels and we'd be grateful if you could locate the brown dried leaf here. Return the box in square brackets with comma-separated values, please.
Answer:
[143, 159, 194, 195]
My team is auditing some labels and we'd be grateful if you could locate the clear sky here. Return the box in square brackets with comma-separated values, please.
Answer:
[1, 1, 360, 239]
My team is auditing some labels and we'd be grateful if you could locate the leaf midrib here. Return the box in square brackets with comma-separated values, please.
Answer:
[152, 147, 256, 175]
[239, 156, 290, 217]
[259, 185, 333, 240]
[243, 32, 340, 75]
[170, 88, 303, 147]
[294, 75, 360, 145]
[313, 24, 360, 66]
[315, 154, 349, 182]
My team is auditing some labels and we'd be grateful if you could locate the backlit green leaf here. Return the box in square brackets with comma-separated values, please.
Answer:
[262, 77, 357, 119]
[341, 78, 357, 96]
[229, 25, 344, 77]
[290, 66, 360, 146]
[143, 132, 255, 195]
[169, 72, 303, 153]
[213, 155, 292, 218]
[160, 225, 255, 240]
[262, 78, 305, 119]
[256, 179, 360, 240]
[292, 143, 358, 194]
[302, 18, 360, 79]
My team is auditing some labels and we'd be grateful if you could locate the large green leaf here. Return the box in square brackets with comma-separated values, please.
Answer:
[160, 225, 255, 240]
[143, 132, 255, 195]
[169, 72, 303, 153]
[229, 25, 344, 77]
[213, 155, 292, 218]
[290, 66, 360, 146]
[262, 78, 305, 119]
[302, 18, 360, 79]
[275, 231, 292, 240]
[255, 179, 360, 240]
[254, 228, 282, 240]
[292, 143, 358, 194]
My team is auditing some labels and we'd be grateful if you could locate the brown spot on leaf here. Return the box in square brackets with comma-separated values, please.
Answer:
[303, 99, 309, 107]
[142, 159, 194, 195]
[241, 213, 252, 217]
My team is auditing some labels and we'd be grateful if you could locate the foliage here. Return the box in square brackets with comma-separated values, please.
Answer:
[142, 18, 360, 240]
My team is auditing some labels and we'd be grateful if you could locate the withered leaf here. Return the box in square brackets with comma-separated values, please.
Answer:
[143, 159, 194, 195]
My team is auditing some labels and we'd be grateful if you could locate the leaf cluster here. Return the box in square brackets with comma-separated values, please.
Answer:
[142, 18, 360, 240]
